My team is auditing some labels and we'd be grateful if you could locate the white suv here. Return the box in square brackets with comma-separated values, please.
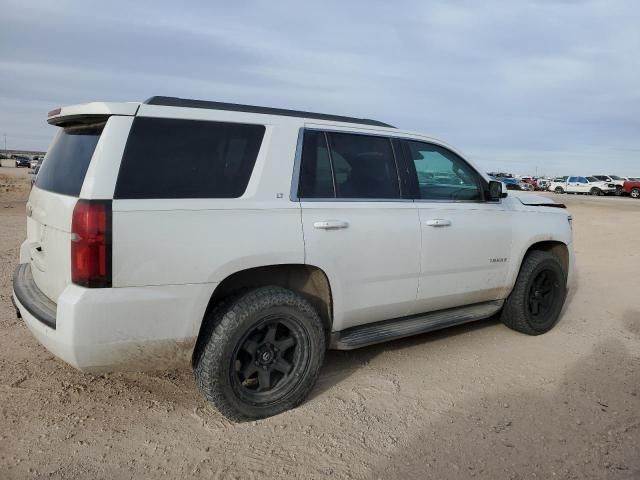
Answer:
[13, 97, 574, 420]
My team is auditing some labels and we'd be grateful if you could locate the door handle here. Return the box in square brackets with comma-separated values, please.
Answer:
[425, 218, 452, 227]
[313, 220, 349, 230]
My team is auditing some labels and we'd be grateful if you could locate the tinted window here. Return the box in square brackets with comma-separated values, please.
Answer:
[406, 141, 483, 201]
[327, 133, 400, 199]
[35, 123, 103, 196]
[115, 117, 265, 199]
[298, 131, 334, 198]
[568, 177, 578, 182]
[577, 177, 588, 183]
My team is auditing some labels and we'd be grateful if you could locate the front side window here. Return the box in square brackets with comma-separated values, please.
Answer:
[406, 141, 483, 201]
[115, 117, 265, 199]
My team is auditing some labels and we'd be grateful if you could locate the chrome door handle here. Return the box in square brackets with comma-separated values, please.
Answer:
[425, 218, 452, 227]
[313, 220, 349, 230]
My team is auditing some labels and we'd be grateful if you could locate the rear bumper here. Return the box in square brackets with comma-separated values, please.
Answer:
[12, 263, 216, 372]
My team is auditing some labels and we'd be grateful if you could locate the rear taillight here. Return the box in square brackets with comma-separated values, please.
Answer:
[71, 200, 112, 288]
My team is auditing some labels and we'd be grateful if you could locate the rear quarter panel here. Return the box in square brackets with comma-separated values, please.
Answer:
[110, 122, 305, 287]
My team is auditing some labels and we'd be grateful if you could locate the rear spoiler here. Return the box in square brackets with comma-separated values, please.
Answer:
[47, 102, 140, 127]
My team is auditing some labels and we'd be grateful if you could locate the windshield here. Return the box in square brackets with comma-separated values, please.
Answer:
[610, 175, 623, 180]
[586, 176, 598, 182]
[35, 123, 104, 196]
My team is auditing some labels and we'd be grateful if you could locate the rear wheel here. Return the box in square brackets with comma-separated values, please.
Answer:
[193, 286, 325, 420]
[554, 187, 564, 194]
[631, 188, 640, 199]
[501, 250, 567, 335]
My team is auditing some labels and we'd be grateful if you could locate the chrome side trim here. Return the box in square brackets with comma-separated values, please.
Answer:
[330, 300, 503, 350]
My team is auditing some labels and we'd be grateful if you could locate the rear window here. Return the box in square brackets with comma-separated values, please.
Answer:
[35, 123, 103, 196]
[114, 117, 265, 199]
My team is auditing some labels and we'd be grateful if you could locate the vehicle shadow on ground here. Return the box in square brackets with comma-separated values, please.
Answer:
[310, 316, 501, 401]
[367, 337, 640, 479]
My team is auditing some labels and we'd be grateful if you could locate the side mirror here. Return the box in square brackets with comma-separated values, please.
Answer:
[488, 180, 506, 200]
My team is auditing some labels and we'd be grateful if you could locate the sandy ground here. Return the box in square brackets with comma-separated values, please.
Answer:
[1, 168, 639, 479]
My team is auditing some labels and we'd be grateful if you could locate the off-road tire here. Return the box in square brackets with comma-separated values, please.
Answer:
[501, 250, 567, 335]
[193, 286, 325, 421]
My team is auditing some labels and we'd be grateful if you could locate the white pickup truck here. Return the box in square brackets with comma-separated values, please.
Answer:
[549, 176, 616, 195]
[13, 97, 574, 420]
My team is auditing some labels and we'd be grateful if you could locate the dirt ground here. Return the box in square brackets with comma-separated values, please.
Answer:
[1, 167, 639, 480]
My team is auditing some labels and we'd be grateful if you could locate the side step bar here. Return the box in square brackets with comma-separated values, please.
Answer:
[330, 300, 504, 350]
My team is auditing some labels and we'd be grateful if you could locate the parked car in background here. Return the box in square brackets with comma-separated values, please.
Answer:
[30, 165, 40, 187]
[623, 179, 640, 199]
[12, 96, 574, 420]
[536, 178, 550, 191]
[493, 176, 525, 190]
[15, 156, 31, 168]
[30, 157, 42, 169]
[549, 176, 615, 195]
[591, 175, 627, 196]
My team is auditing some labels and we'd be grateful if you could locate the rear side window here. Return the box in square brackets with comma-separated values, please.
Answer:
[328, 133, 400, 199]
[114, 117, 265, 199]
[298, 131, 334, 198]
[35, 123, 104, 197]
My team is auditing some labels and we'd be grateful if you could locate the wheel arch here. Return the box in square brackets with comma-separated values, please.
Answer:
[507, 240, 570, 293]
[194, 264, 333, 361]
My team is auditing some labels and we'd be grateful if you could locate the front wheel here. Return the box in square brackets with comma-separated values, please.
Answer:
[631, 188, 640, 199]
[615, 185, 623, 196]
[193, 286, 325, 421]
[501, 250, 567, 335]
[590, 187, 601, 196]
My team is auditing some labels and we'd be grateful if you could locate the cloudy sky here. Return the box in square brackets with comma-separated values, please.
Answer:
[1, 0, 638, 175]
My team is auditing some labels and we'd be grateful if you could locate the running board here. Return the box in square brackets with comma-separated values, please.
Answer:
[330, 300, 504, 350]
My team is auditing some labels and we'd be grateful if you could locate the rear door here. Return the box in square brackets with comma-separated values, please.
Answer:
[26, 122, 105, 302]
[400, 139, 512, 313]
[297, 129, 420, 331]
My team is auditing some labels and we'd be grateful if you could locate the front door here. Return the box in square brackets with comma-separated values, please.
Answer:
[401, 140, 512, 314]
[297, 129, 421, 331]
[567, 176, 589, 193]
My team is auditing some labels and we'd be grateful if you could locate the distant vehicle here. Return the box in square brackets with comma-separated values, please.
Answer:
[549, 176, 616, 195]
[536, 179, 550, 191]
[623, 179, 640, 199]
[493, 176, 525, 190]
[15, 156, 31, 168]
[30, 165, 40, 186]
[591, 175, 626, 196]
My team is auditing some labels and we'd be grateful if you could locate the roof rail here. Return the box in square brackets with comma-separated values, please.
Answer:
[143, 96, 395, 128]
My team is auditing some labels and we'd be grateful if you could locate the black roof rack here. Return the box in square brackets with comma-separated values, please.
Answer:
[143, 96, 395, 128]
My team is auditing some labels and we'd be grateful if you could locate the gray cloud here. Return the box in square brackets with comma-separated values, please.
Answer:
[1, 0, 638, 175]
